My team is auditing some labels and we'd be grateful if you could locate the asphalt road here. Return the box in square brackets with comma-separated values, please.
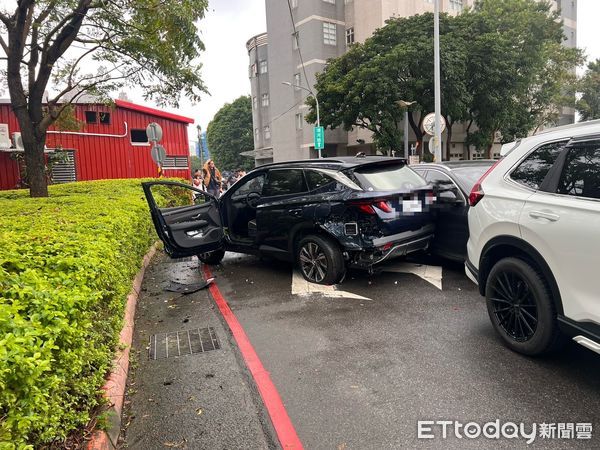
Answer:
[206, 252, 600, 449]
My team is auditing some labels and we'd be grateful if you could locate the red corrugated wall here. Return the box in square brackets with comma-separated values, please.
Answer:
[0, 104, 22, 188]
[0, 102, 192, 190]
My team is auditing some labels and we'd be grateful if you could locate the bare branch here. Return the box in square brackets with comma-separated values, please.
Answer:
[0, 35, 8, 54]
[0, 11, 10, 27]
[41, 69, 140, 130]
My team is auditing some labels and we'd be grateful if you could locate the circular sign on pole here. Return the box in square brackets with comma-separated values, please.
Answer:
[428, 136, 439, 153]
[422, 112, 446, 136]
[151, 144, 166, 165]
[146, 122, 163, 142]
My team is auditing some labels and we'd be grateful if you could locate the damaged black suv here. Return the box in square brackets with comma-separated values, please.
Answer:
[143, 156, 435, 284]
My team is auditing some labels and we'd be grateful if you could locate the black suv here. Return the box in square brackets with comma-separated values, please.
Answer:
[142, 157, 435, 284]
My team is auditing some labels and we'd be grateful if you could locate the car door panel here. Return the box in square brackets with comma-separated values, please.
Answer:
[142, 181, 224, 258]
[421, 169, 469, 261]
[519, 140, 600, 324]
[256, 169, 311, 254]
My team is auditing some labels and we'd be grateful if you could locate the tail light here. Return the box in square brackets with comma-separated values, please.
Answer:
[374, 201, 392, 213]
[350, 200, 392, 215]
[468, 159, 502, 207]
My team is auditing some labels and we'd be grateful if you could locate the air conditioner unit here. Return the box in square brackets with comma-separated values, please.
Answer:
[0, 124, 10, 149]
[12, 132, 24, 150]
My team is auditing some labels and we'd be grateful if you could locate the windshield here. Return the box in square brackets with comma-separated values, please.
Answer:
[351, 163, 428, 191]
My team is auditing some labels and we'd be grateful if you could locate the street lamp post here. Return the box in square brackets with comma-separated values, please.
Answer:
[433, 0, 442, 162]
[397, 100, 416, 159]
[282, 81, 321, 158]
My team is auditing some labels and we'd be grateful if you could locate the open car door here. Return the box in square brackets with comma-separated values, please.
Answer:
[142, 181, 224, 258]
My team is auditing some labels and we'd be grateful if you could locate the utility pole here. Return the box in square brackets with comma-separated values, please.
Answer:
[433, 0, 442, 162]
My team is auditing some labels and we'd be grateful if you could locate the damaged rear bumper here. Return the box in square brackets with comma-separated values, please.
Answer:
[348, 224, 435, 269]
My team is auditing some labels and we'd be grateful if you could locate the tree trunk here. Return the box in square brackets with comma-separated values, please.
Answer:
[22, 130, 49, 197]
[445, 117, 453, 161]
[408, 112, 424, 158]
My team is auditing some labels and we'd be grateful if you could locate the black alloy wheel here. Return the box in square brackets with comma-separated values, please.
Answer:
[297, 235, 345, 285]
[488, 269, 538, 342]
[485, 257, 563, 356]
[299, 241, 328, 283]
[197, 248, 226, 265]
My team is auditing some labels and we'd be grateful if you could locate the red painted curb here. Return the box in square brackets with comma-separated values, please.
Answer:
[203, 265, 304, 450]
[86, 243, 159, 450]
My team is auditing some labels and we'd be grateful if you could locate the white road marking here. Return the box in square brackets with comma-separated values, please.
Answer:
[380, 262, 443, 290]
[291, 271, 372, 300]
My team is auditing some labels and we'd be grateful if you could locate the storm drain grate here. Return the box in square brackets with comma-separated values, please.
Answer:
[148, 327, 220, 360]
[170, 256, 195, 263]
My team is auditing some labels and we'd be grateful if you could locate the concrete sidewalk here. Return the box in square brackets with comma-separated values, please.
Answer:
[119, 253, 276, 449]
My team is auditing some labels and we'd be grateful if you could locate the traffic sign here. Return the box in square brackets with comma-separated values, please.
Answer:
[422, 113, 446, 136]
[146, 122, 163, 142]
[314, 126, 324, 150]
[151, 144, 166, 165]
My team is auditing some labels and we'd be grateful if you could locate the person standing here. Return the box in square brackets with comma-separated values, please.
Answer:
[202, 159, 222, 198]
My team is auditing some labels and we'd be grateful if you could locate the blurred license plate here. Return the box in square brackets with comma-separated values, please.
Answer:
[402, 199, 422, 213]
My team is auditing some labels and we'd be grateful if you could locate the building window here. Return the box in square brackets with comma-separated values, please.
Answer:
[295, 113, 304, 130]
[259, 60, 268, 74]
[255, 128, 259, 143]
[449, 0, 463, 11]
[346, 27, 354, 45]
[323, 22, 337, 46]
[262, 93, 269, 106]
[130, 129, 149, 145]
[253, 96, 257, 109]
[250, 63, 257, 77]
[85, 111, 97, 123]
[264, 126, 271, 140]
[291, 0, 298, 7]
[99, 112, 110, 124]
[293, 73, 301, 89]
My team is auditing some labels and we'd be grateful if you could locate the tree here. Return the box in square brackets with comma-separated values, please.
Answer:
[576, 59, 600, 121]
[206, 96, 254, 172]
[0, 0, 208, 197]
[463, 0, 582, 153]
[306, 13, 471, 157]
[307, 0, 581, 158]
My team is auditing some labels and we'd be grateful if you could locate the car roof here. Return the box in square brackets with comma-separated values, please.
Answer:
[412, 160, 497, 171]
[255, 156, 406, 171]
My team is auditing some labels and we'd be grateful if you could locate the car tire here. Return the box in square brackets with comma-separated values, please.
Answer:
[198, 248, 226, 265]
[485, 257, 563, 356]
[297, 235, 345, 285]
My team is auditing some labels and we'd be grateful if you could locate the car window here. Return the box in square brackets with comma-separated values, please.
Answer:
[263, 169, 308, 197]
[231, 173, 266, 199]
[452, 165, 495, 192]
[424, 170, 454, 186]
[352, 163, 427, 191]
[305, 170, 343, 193]
[510, 141, 567, 190]
[556, 140, 600, 200]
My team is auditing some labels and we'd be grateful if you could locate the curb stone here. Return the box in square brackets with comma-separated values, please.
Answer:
[86, 243, 159, 450]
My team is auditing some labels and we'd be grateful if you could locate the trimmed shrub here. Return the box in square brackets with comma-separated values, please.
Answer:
[0, 179, 184, 447]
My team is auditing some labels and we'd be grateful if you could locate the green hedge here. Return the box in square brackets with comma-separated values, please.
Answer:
[0, 179, 184, 448]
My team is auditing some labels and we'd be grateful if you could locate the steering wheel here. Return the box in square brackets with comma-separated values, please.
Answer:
[245, 191, 261, 209]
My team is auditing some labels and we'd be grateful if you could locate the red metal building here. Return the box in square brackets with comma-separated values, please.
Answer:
[0, 98, 193, 190]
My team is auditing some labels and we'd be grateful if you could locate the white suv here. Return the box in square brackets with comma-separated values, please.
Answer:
[466, 119, 600, 356]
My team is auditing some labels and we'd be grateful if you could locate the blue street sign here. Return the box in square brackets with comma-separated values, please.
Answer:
[314, 126, 324, 150]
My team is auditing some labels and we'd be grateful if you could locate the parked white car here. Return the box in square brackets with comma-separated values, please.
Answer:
[466, 120, 600, 356]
